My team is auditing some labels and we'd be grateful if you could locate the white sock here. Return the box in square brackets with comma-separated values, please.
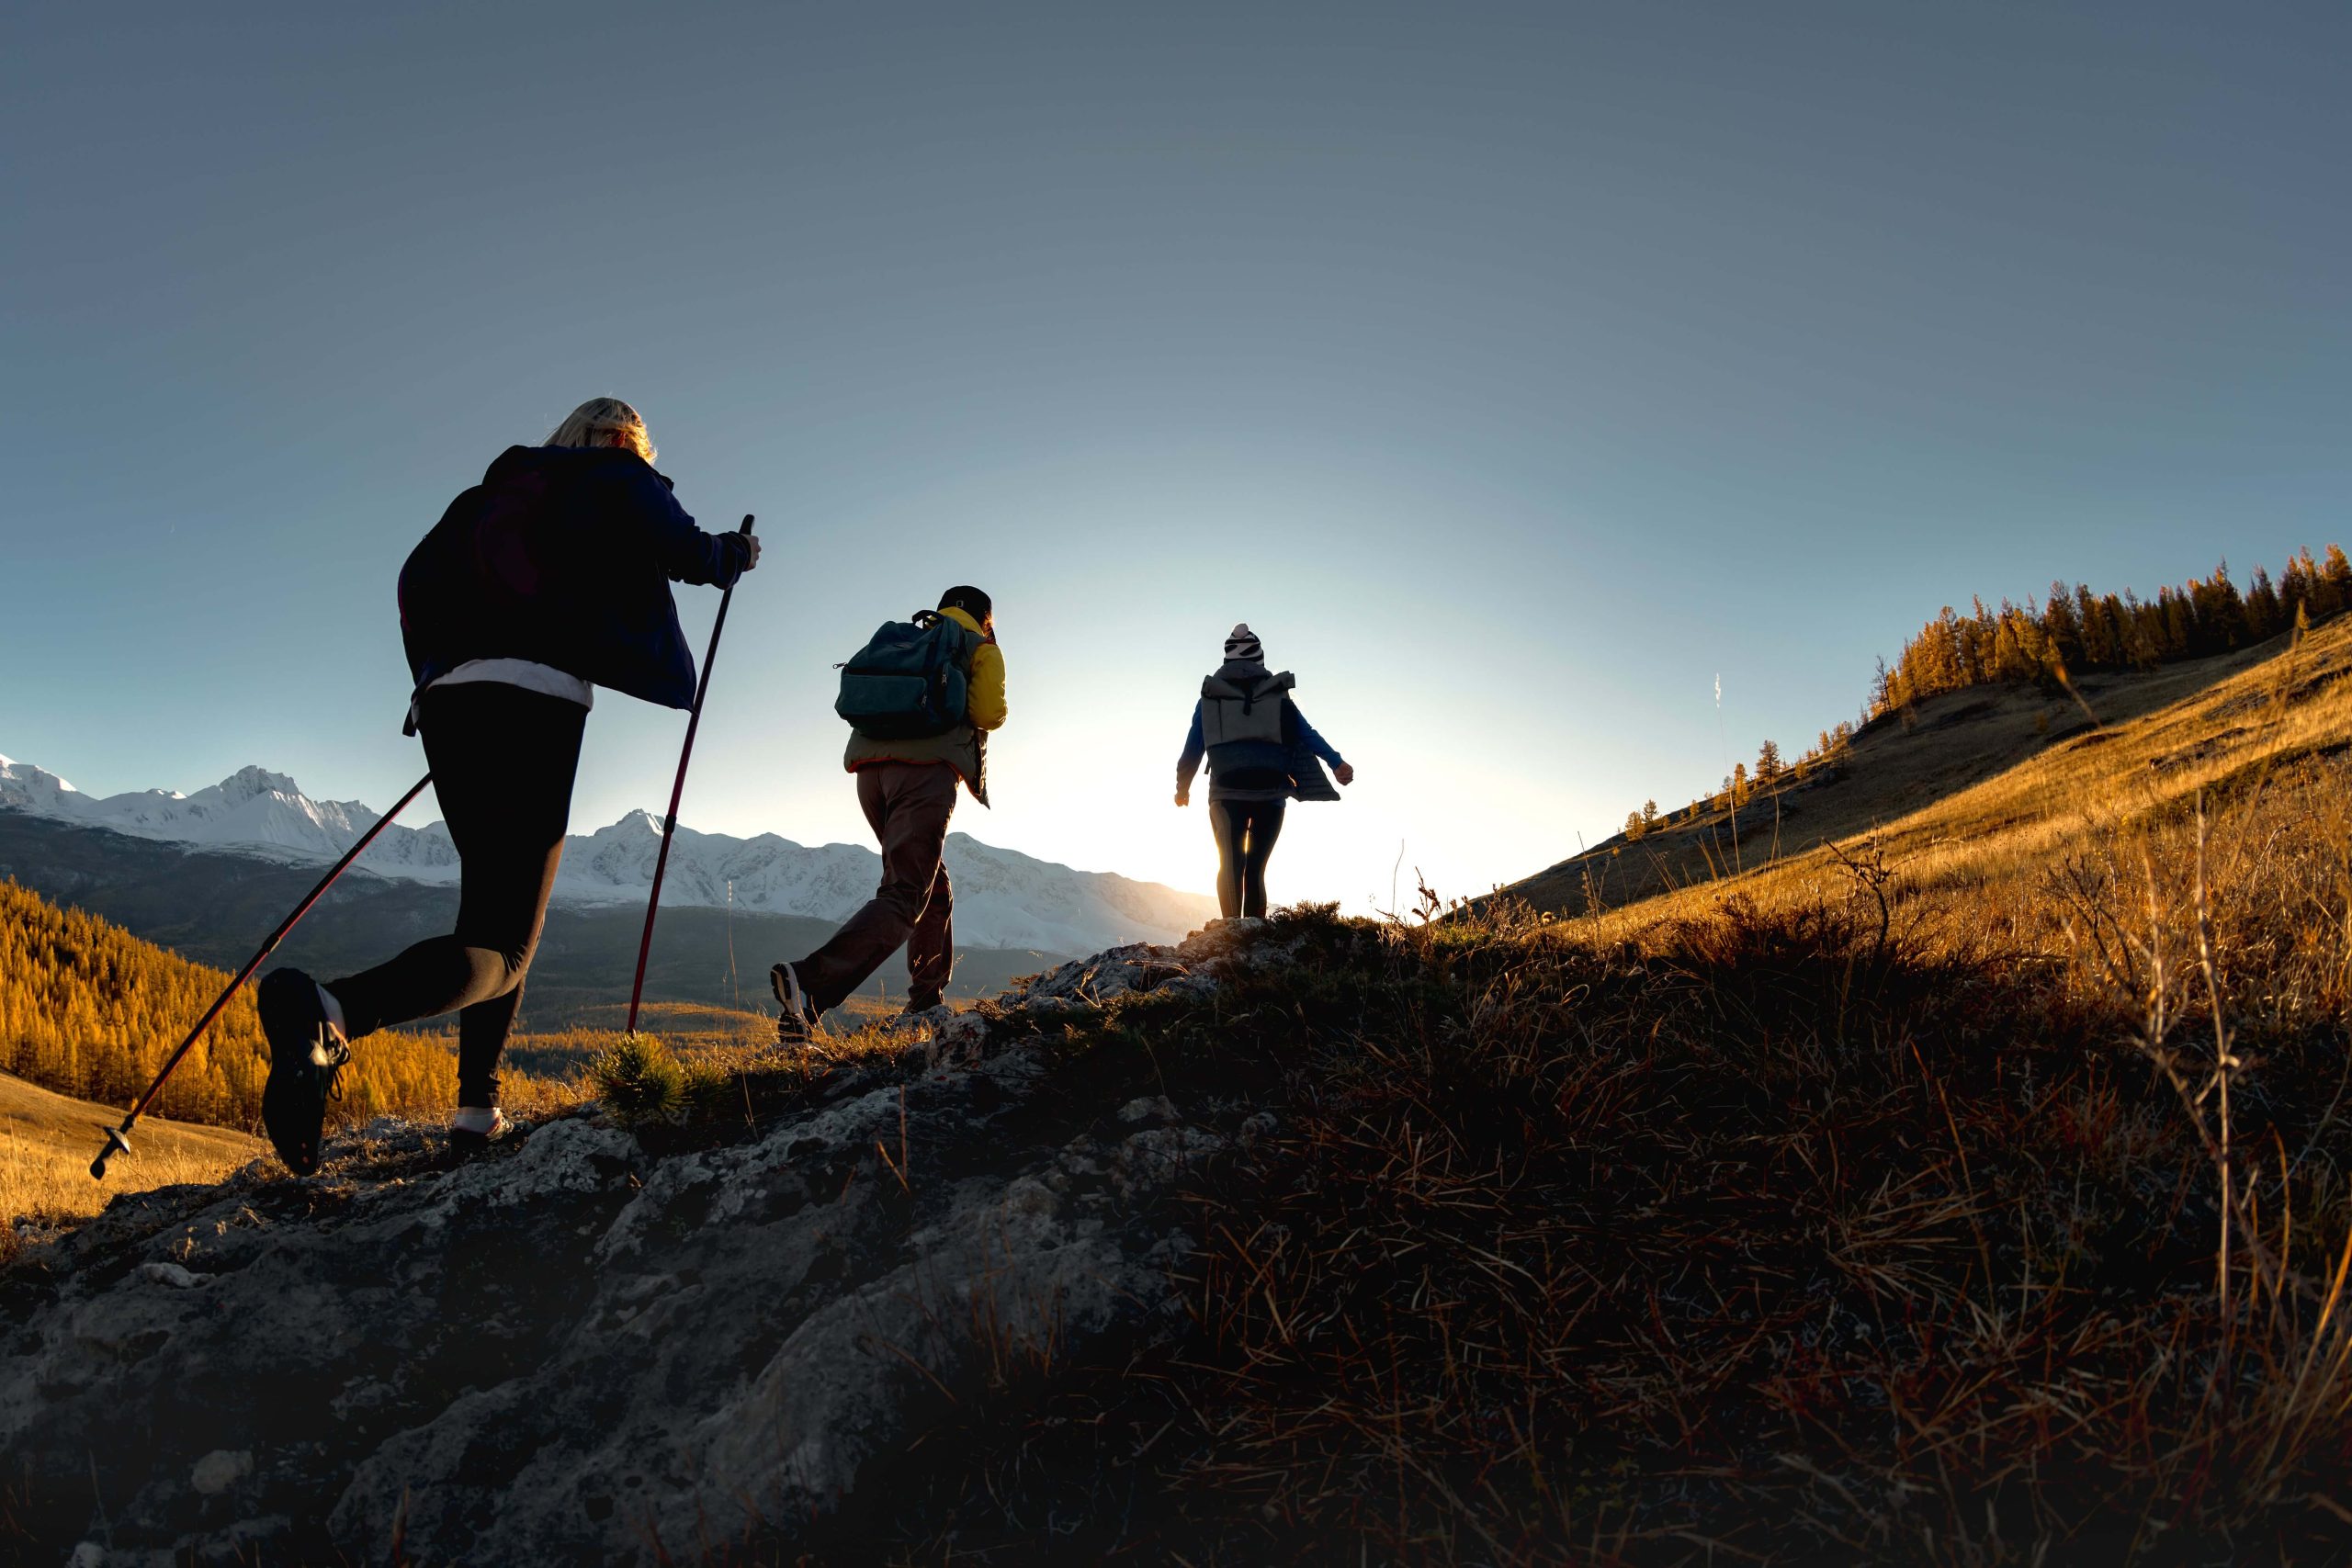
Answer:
[451, 1106, 504, 1135]
[315, 983, 349, 1039]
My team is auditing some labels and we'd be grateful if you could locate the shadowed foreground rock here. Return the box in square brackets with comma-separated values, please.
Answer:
[2, 922, 1284, 1565]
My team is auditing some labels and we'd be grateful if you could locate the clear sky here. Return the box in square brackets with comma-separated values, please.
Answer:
[5, 4, 2346, 912]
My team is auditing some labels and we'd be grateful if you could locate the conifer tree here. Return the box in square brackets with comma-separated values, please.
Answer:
[2245, 566, 2282, 641]
[2041, 581, 2083, 671]
[2321, 545, 2352, 615]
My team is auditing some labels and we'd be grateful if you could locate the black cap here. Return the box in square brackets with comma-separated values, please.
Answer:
[939, 585, 992, 622]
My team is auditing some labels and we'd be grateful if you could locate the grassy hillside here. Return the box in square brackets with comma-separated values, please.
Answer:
[858, 625, 2352, 1558]
[0, 879, 577, 1134]
[1509, 612, 2348, 919]
[0, 1069, 259, 1225]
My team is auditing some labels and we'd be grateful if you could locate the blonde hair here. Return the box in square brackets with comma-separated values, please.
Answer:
[546, 397, 655, 463]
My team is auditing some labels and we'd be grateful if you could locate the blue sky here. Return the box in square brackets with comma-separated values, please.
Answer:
[4, 3, 2346, 909]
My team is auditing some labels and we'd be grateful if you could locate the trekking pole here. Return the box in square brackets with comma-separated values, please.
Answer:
[626, 514, 756, 1035]
[91, 771, 435, 1180]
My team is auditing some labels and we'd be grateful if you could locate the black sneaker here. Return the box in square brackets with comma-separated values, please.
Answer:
[770, 962, 820, 1045]
[899, 991, 945, 1018]
[257, 968, 350, 1176]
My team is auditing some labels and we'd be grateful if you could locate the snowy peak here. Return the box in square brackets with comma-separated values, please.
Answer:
[214, 765, 304, 807]
[0, 748, 1217, 953]
[0, 756, 84, 814]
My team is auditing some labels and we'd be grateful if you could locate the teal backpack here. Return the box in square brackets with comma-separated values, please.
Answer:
[836, 611, 981, 739]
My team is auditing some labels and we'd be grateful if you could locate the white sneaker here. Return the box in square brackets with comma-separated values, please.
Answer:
[450, 1106, 508, 1151]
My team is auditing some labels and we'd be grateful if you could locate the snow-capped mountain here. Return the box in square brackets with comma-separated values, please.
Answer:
[0, 752, 1215, 953]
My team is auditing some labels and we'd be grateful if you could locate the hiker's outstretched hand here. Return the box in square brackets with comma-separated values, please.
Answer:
[1334, 763, 1355, 785]
[739, 535, 763, 570]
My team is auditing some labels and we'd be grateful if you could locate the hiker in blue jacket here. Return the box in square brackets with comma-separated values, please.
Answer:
[1175, 624, 1354, 919]
[253, 398, 758, 1173]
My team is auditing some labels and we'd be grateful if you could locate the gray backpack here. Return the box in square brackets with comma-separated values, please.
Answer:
[1200, 671, 1295, 745]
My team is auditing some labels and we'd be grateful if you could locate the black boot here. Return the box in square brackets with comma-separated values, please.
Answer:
[257, 969, 349, 1176]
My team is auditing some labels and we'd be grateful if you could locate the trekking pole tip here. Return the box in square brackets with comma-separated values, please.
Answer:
[90, 1125, 131, 1181]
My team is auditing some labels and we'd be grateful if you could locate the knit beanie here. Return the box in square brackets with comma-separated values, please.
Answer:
[1224, 623, 1264, 666]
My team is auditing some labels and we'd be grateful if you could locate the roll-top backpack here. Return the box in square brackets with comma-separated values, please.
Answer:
[836, 611, 982, 739]
[1199, 670, 1295, 746]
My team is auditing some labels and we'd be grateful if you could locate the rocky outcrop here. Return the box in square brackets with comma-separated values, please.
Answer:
[1, 922, 1289, 1565]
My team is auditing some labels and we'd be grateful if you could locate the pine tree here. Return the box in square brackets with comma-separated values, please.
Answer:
[2245, 566, 2282, 642]
[1755, 739, 1784, 785]
[2041, 581, 2083, 671]
[0, 877, 549, 1131]
[2320, 545, 2352, 615]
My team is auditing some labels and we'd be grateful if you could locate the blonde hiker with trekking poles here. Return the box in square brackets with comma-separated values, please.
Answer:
[100, 399, 763, 1179]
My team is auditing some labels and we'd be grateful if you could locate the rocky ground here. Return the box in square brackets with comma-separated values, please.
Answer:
[1, 921, 1295, 1566]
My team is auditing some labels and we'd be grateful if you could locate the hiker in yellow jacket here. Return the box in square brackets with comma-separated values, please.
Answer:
[773, 587, 1005, 1038]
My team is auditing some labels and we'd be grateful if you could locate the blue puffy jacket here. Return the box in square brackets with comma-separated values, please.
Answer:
[397, 446, 751, 724]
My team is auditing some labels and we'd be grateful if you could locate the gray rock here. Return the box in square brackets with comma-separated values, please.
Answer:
[0, 925, 1287, 1564]
[137, 1261, 206, 1289]
[189, 1450, 251, 1495]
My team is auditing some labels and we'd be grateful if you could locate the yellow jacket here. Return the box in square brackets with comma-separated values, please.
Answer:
[944, 606, 1007, 731]
[842, 605, 1006, 803]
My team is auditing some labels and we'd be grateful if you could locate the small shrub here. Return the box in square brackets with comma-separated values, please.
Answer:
[589, 1034, 688, 1130]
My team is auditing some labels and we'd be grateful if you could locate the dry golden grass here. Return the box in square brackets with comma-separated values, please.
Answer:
[1517, 614, 2352, 922]
[0, 1070, 260, 1227]
[1560, 610, 2352, 948]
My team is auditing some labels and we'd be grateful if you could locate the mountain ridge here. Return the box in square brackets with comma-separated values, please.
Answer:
[0, 750, 1214, 953]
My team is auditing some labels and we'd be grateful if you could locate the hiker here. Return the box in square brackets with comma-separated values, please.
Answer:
[1175, 623, 1353, 919]
[771, 587, 1006, 1041]
[252, 398, 759, 1172]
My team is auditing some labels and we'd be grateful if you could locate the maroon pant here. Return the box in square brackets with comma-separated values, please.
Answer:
[795, 761, 958, 1013]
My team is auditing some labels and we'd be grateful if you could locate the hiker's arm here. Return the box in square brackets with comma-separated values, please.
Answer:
[1291, 703, 1353, 785]
[967, 641, 1007, 730]
[1289, 704, 1346, 767]
[1175, 703, 1204, 806]
[639, 471, 756, 587]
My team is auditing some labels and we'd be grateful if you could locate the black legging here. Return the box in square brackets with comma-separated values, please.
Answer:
[328, 682, 583, 1106]
[1208, 798, 1286, 919]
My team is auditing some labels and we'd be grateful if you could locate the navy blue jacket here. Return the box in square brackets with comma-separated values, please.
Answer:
[1177, 697, 1346, 796]
[398, 446, 750, 723]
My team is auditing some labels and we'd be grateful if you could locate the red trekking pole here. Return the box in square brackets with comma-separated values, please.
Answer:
[626, 513, 756, 1035]
[91, 771, 435, 1180]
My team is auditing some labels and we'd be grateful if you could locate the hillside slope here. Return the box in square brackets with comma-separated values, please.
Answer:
[0, 878, 566, 1139]
[0, 1071, 260, 1224]
[8, 870, 2352, 1562]
[1507, 615, 2348, 918]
